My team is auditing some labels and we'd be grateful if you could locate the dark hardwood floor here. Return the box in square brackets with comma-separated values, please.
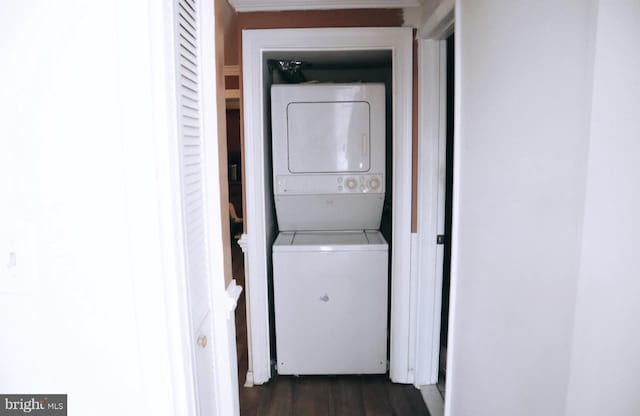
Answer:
[239, 374, 429, 416]
[231, 239, 429, 416]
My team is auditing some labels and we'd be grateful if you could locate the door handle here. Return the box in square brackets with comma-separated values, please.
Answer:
[197, 335, 208, 348]
[361, 134, 368, 156]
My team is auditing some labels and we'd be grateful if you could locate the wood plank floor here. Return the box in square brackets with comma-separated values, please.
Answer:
[239, 375, 430, 416]
[231, 240, 429, 416]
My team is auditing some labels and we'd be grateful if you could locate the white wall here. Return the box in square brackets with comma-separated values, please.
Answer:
[565, 2, 640, 415]
[0, 2, 188, 415]
[448, 1, 597, 415]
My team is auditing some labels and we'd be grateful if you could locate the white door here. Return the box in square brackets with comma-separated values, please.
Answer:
[176, 0, 210, 336]
[193, 313, 216, 414]
[175, 0, 239, 414]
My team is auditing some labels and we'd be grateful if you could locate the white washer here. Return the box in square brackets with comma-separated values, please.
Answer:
[273, 231, 388, 375]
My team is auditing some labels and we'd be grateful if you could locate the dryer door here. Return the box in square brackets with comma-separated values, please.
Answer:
[287, 101, 370, 174]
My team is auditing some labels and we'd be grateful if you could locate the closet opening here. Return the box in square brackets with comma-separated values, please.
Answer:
[261, 49, 394, 371]
[241, 27, 415, 391]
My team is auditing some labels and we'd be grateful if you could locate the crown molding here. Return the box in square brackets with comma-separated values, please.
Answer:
[414, 0, 454, 39]
[228, 0, 420, 12]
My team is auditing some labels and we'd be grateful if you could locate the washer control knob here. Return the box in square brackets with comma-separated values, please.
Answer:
[369, 177, 381, 190]
[346, 178, 357, 190]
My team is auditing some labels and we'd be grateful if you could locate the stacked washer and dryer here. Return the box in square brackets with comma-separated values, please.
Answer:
[271, 83, 389, 375]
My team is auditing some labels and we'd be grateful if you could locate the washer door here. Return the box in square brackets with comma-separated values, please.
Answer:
[287, 101, 371, 174]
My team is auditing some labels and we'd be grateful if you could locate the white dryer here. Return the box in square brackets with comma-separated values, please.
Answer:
[270, 83, 388, 375]
[271, 83, 386, 231]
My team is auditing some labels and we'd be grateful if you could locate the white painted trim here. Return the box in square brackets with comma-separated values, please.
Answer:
[237, 233, 249, 253]
[226, 279, 243, 316]
[413, 39, 447, 387]
[236, 233, 255, 387]
[416, 0, 454, 40]
[407, 232, 420, 384]
[242, 27, 414, 384]
[241, 31, 272, 385]
[387, 27, 416, 385]
[228, 0, 419, 12]
[199, 0, 240, 414]
[420, 384, 445, 416]
[443, 6, 461, 415]
[244, 371, 255, 388]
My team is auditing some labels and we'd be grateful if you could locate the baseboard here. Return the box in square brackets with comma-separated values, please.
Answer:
[420, 384, 444, 416]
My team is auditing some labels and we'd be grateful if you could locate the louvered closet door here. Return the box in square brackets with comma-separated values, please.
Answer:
[176, 0, 209, 324]
[175, 0, 217, 414]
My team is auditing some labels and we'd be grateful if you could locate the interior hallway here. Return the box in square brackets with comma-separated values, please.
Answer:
[231, 241, 430, 416]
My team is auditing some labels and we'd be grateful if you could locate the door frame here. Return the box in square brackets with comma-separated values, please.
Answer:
[412, 1, 454, 414]
[199, 0, 241, 413]
[413, 38, 448, 387]
[241, 27, 414, 384]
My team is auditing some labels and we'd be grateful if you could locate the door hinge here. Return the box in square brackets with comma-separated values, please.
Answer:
[437, 234, 445, 245]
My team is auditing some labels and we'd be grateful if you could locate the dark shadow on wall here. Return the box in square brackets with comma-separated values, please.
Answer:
[439, 32, 455, 396]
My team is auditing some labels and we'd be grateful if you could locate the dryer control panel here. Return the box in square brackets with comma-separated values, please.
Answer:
[276, 174, 384, 195]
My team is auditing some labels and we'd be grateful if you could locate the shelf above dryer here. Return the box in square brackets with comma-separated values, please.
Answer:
[224, 65, 241, 109]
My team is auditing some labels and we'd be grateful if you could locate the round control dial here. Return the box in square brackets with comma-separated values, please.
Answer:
[369, 177, 381, 190]
[345, 178, 357, 190]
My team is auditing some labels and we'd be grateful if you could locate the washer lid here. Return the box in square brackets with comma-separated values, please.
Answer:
[273, 230, 388, 252]
[294, 231, 368, 245]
